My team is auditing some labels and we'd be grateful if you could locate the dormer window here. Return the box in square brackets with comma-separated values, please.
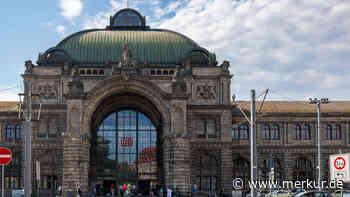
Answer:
[109, 8, 147, 29]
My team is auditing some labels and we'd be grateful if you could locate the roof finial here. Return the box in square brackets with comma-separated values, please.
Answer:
[126, 0, 129, 8]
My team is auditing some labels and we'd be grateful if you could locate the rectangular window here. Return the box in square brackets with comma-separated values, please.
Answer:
[207, 119, 216, 138]
[38, 120, 48, 138]
[7, 126, 14, 138]
[197, 119, 206, 138]
[232, 126, 239, 140]
[48, 119, 57, 137]
[197, 118, 217, 138]
[16, 125, 23, 139]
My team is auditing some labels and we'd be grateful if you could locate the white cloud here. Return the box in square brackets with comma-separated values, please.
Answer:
[59, 0, 83, 22]
[84, 0, 122, 29]
[0, 86, 20, 101]
[82, 0, 350, 100]
[0, 92, 18, 101]
[56, 25, 66, 34]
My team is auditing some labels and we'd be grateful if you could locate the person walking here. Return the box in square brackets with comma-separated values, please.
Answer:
[77, 186, 82, 197]
[167, 187, 172, 197]
[111, 184, 115, 197]
[91, 183, 96, 197]
[159, 187, 163, 197]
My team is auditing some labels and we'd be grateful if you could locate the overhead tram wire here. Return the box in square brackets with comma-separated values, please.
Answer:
[234, 89, 269, 126]
[256, 90, 283, 119]
[0, 85, 21, 93]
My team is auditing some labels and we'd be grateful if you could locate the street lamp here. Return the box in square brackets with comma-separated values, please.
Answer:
[309, 98, 329, 191]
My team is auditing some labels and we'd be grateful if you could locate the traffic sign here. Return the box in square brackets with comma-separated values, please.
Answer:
[0, 148, 12, 165]
[334, 157, 346, 170]
[330, 153, 350, 183]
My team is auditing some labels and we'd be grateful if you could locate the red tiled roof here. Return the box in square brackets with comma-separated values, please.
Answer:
[233, 101, 350, 113]
[0, 102, 19, 112]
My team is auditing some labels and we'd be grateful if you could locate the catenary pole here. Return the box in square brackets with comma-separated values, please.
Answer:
[317, 102, 321, 191]
[309, 98, 329, 191]
[24, 80, 32, 197]
[250, 90, 257, 197]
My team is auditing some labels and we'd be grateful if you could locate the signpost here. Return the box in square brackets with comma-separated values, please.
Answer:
[330, 154, 350, 182]
[0, 147, 12, 197]
[330, 154, 350, 197]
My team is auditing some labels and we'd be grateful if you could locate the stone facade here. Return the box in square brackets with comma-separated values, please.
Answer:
[0, 8, 350, 197]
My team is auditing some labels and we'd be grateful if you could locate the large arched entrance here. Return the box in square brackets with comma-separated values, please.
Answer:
[89, 92, 164, 195]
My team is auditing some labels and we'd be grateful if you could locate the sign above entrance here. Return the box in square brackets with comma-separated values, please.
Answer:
[121, 137, 133, 146]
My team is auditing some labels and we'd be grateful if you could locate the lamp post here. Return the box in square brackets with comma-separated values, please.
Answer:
[309, 98, 329, 191]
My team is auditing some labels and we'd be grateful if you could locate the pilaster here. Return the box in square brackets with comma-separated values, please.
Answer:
[163, 137, 191, 196]
[220, 148, 233, 195]
[283, 152, 294, 180]
[62, 134, 89, 197]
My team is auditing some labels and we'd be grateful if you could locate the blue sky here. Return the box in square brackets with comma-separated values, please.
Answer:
[1, 0, 350, 101]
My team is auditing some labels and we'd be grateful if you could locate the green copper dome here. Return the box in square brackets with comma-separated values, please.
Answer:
[56, 29, 199, 64]
[38, 9, 216, 66]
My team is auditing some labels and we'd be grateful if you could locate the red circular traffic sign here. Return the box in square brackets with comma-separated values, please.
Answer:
[334, 156, 346, 170]
[0, 147, 12, 165]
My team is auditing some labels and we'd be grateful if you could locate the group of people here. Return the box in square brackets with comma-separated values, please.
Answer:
[151, 186, 181, 197]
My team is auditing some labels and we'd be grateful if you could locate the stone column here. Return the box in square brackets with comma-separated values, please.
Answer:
[221, 148, 233, 195]
[62, 134, 89, 197]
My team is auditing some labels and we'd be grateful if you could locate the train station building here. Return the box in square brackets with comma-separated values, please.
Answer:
[0, 8, 350, 197]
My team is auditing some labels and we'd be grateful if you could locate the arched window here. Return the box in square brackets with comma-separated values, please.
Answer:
[232, 126, 239, 140]
[199, 154, 218, 192]
[293, 158, 313, 181]
[302, 124, 311, 140]
[293, 124, 302, 140]
[15, 125, 23, 139]
[260, 158, 282, 181]
[271, 124, 280, 140]
[6, 124, 14, 139]
[239, 125, 249, 140]
[262, 124, 270, 140]
[232, 125, 249, 140]
[233, 157, 250, 190]
[325, 124, 332, 140]
[334, 125, 341, 140]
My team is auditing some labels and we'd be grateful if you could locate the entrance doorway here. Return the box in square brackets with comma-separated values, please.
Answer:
[103, 180, 116, 195]
[91, 109, 159, 194]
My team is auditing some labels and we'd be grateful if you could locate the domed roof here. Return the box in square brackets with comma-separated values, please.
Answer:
[38, 9, 216, 66]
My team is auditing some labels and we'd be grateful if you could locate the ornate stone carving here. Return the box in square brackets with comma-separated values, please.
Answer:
[111, 42, 142, 79]
[25, 60, 33, 74]
[68, 70, 84, 96]
[63, 61, 72, 75]
[196, 84, 216, 100]
[121, 43, 132, 66]
[221, 60, 230, 72]
[35, 82, 59, 99]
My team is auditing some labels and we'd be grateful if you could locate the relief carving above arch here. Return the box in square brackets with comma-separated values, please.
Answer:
[84, 77, 171, 138]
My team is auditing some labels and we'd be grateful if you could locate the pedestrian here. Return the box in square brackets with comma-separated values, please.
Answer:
[159, 187, 163, 197]
[111, 183, 115, 197]
[91, 183, 96, 197]
[57, 185, 62, 196]
[77, 186, 82, 197]
[167, 187, 172, 197]
[120, 184, 124, 197]
[175, 187, 179, 197]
